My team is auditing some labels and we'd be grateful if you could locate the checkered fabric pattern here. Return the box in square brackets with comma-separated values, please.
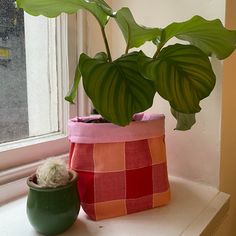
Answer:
[69, 139, 170, 220]
[68, 114, 170, 220]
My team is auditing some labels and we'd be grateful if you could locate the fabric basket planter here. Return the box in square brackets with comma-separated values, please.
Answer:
[68, 113, 170, 220]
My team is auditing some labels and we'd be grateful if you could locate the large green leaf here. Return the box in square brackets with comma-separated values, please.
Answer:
[171, 108, 196, 131]
[94, 51, 109, 61]
[115, 8, 161, 51]
[79, 52, 155, 126]
[16, 0, 112, 26]
[140, 44, 216, 114]
[65, 52, 108, 103]
[162, 15, 236, 59]
[93, 0, 115, 17]
[65, 63, 81, 104]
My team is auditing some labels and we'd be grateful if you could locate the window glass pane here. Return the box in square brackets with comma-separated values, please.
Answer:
[0, 0, 28, 143]
[0, 0, 59, 144]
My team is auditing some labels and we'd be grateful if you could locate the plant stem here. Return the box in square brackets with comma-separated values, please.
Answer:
[153, 44, 162, 59]
[125, 44, 129, 54]
[101, 26, 112, 62]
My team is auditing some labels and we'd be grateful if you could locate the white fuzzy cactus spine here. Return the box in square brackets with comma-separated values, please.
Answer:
[36, 158, 70, 188]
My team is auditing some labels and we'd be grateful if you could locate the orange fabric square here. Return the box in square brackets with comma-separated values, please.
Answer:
[148, 136, 166, 164]
[95, 200, 127, 220]
[153, 190, 171, 208]
[94, 143, 125, 172]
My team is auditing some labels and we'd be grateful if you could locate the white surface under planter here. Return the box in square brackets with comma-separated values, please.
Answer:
[0, 176, 229, 236]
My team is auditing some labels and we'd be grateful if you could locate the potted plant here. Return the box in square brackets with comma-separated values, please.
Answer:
[27, 158, 80, 235]
[17, 0, 236, 220]
[16, 0, 236, 130]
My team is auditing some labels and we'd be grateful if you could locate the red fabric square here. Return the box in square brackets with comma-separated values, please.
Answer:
[71, 144, 94, 171]
[81, 203, 96, 220]
[125, 139, 152, 170]
[94, 172, 126, 202]
[126, 195, 153, 214]
[152, 163, 169, 193]
[126, 166, 153, 199]
[77, 171, 94, 204]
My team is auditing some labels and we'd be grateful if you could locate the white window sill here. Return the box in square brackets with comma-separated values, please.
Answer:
[0, 176, 229, 236]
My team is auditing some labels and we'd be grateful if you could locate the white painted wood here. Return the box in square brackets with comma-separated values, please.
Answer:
[0, 134, 69, 170]
[24, 14, 58, 136]
[0, 178, 28, 207]
[181, 192, 230, 236]
[77, 11, 92, 117]
[0, 176, 229, 236]
[0, 154, 68, 185]
[0, 155, 68, 205]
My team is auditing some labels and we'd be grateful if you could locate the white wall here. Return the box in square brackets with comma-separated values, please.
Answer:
[111, 0, 225, 187]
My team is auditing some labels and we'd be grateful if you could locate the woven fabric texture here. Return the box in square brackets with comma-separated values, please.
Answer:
[68, 114, 170, 220]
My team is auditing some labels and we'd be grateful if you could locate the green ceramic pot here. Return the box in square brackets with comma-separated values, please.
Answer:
[26, 170, 80, 235]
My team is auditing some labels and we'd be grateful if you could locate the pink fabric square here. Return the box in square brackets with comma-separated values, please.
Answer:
[68, 114, 165, 144]
[94, 171, 126, 202]
[152, 163, 169, 193]
[70, 143, 94, 171]
[126, 195, 153, 214]
[125, 139, 152, 170]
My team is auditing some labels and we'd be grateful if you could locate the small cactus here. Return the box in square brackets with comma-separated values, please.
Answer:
[36, 158, 70, 188]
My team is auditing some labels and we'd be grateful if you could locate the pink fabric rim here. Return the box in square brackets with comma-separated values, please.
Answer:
[68, 113, 165, 144]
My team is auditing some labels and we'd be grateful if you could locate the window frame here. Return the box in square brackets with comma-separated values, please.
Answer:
[0, 12, 86, 184]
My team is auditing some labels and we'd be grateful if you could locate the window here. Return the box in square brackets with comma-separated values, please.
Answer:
[0, 5, 61, 144]
[0, 5, 81, 173]
[0, 0, 28, 143]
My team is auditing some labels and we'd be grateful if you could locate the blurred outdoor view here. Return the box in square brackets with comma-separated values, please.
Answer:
[0, 0, 28, 143]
